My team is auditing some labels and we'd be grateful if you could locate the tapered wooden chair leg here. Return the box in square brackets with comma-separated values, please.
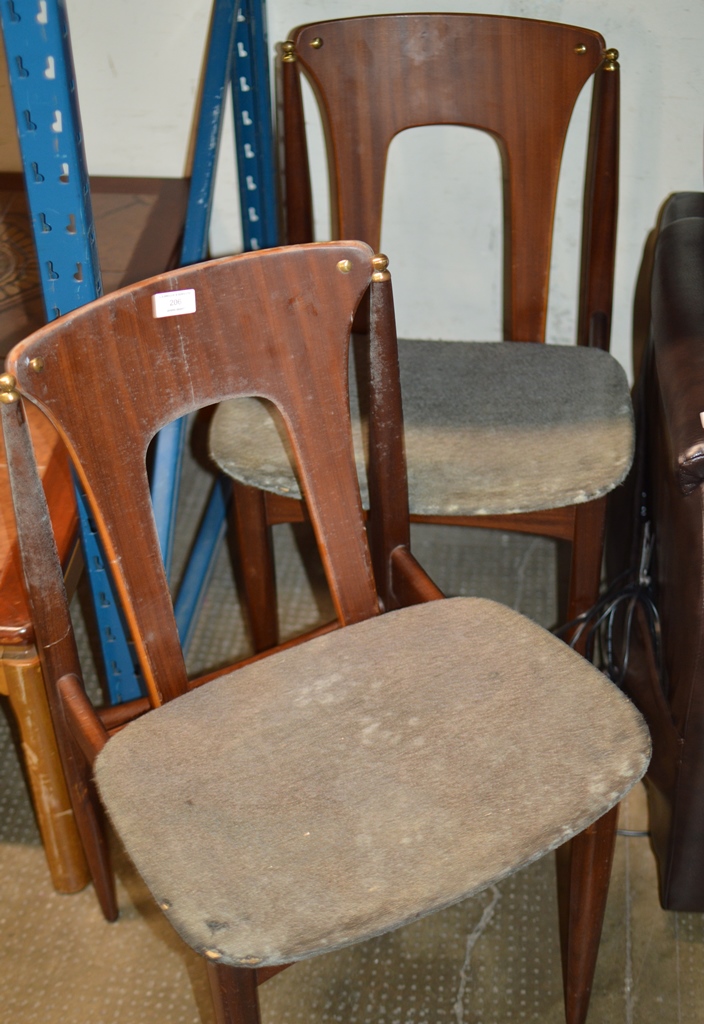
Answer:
[556, 494, 617, 1023]
[63, 730, 118, 922]
[1, 653, 90, 893]
[207, 962, 261, 1024]
[232, 481, 279, 652]
[565, 499, 607, 657]
[556, 803, 620, 1024]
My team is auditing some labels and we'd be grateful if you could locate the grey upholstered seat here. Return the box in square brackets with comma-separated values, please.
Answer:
[95, 598, 649, 969]
[209, 340, 633, 517]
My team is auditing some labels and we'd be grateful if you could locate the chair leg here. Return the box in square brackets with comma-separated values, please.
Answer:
[556, 495, 616, 1023]
[565, 497, 607, 657]
[61, 725, 119, 922]
[0, 645, 116, 920]
[207, 962, 261, 1024]
[556, 804, 620, 1024]
[232, 481, 279, 652]
[0, 651, 90, 893]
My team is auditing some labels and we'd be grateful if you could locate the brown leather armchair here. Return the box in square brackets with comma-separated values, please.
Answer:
[610, 192, 704, 910]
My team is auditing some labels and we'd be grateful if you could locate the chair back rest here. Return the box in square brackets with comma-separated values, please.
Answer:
[283, 13, 618, 346]
[4, 242, 383, 706]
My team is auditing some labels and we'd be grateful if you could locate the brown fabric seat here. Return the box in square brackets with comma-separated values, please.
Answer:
[211, 340, 633, 516]
[96, 598, 648, 968]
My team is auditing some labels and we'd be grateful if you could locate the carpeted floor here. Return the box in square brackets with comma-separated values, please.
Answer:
[1, 451, 704, 1022]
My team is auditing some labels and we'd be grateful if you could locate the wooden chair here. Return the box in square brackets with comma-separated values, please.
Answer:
[211, 13, 629, 652]
[0, 243, 648, 1024]
[209, 23, 632, 1016]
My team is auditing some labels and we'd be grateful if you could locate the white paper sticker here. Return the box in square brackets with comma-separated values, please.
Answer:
[151, 288, 197, 319]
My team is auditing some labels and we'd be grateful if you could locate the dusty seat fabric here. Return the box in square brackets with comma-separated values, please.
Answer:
[209, 340, 634, 517]
[95, 598, 649, 969]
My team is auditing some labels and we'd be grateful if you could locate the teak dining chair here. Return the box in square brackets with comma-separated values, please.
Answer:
[1, 243, 648, 1024]
[211, 12, 631, 651]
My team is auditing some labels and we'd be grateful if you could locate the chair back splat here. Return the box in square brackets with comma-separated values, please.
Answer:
[282, 14, 618, 347]
[3, 243, 380, 706]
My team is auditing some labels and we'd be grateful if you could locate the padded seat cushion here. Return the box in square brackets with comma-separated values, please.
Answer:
[95, 598, 649, 968]
[209, 340, 634, 516]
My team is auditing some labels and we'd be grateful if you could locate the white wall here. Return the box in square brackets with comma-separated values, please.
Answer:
[8, 1, 704, 376]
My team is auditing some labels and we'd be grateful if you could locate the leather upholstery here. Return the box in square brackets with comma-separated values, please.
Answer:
[608, 196, 704, 910]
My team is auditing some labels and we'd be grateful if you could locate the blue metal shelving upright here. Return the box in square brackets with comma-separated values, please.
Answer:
[156, 0, 279, 653]
[1, 0, 278, 699]
[1, 0, 142, 699]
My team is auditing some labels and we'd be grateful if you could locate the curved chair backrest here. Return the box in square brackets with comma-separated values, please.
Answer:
[4, 242, 387, 706]
[282, 13, 618, 347]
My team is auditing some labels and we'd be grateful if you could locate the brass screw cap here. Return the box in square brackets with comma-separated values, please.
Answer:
[371, 253, 390, 281]
[603, 47, 620, 70]
[0, 372, 19, 404]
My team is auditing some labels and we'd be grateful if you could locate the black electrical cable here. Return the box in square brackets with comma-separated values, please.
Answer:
[553, 521, 662, 688]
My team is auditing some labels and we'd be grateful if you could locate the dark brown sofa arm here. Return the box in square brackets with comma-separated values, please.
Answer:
[651, 209, 704, 494]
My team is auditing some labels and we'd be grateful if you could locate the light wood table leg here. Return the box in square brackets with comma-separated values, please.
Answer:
[0, 647, 89, 893]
